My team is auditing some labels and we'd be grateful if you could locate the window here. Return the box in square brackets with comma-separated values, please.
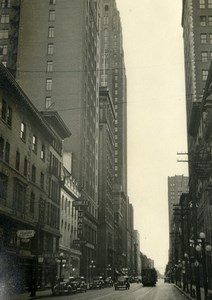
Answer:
[211, 52, 212, 60]
[1, 100, 6, 121]
[201, 33, 207, 44]
[210, 34, 212, 44]
[200, 16, 207, 26]
[105, 4, 109, 11]
[32, 135, 37, 153]
[0, 45, 8, 55]
[30, 192, 35, 215]
[48, 27, 54, 38]
[0, 30, 8, 39]
[0, 172, 8, 200]
[202, 69, 208, 80]
[46, 79, 52, 91]
[49, 0, 56, 4]
[209, 0, 212, 8]
[45, 97, 52, 109]
[0, 14, 9, 23]
[40, 172, 44, 189]
[1, 0, 11, 8]
[49, 10, 55, 21]
[202, 52, 208, 62]
[47, 43, 54, 55]
[200, 0, 205, 8]
[14, 180, 26, 213]
[24, 157, 28, 176]
[20, 122, 26, 141]
[0, 137, 4, 160]
[31, 165, 36, 183]
[41, 144, 45, 160]
[6, 106, 12, 126]
[47, 61, 53, 72]
[5, 142, 10, 163]
[15, 150, 20, 171]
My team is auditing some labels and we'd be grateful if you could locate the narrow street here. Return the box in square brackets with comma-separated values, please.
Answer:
[37, 280, 188, 300]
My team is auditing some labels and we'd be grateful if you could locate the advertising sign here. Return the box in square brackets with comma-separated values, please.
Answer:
[17, 230, 35, 239]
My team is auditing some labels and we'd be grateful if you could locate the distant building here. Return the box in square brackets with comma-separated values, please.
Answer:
[167, 175, 189, 266]
[99, 0, 128, 273]
[97, 87, 115, 277]
[59, 162, 81, 278]
[133, 230, 141, 276]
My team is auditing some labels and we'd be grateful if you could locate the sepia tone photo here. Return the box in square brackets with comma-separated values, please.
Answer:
[0, 0, 212, 299]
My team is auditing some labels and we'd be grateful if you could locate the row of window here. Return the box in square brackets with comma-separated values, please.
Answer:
[201, 51, 212, 62]
[0, 0, 55, 7]
[200, 0, 212, 9]
[1, 99, 12, 126]
[200, 15, 212, 26]
[200, 33, 212, 43]
[0, 137, 45, 187]
[0, 14, 9, 23]
[61, 195, 76, 217]
[1, 0, 11, 8]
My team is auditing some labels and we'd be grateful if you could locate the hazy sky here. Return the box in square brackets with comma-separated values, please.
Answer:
[116, 0, 188, 273]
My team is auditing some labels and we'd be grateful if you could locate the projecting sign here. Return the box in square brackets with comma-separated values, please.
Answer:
[17, 230, 35, 239]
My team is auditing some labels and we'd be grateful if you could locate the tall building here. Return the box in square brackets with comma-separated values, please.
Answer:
[99, 0, 128, 272]
[0, 0, 100, 277]
[0, 0, 131, 278]
[97, 86, 115, 277]
[167, 175, 189, 266]
[182, 1, 212, 289]
[182, 0, 212, 151]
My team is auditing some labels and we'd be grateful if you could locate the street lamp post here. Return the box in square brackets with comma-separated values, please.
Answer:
[196, 232, 212, 299]
[59, 252, 64, 278]
[89, 260, 96, 282]
[106, 264, 112, 278]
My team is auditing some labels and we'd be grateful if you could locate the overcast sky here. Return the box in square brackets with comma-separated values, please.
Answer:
[115, 0, 188, 273]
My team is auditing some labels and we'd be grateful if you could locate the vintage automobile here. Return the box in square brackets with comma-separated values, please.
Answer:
[52, 277, 77, 296]
[114, 276, 130, 290]
[104, 277, 114, 287]
[74, 277, 87, 292]
[89, 276, 105, 289]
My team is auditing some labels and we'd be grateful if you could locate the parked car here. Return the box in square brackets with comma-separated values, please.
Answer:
[52, 277, 77, 296]
[89, 276, 105, 289]
[74, 277, 87, 292]
[104, 277, 114, 287]
[114, 276, 130, 290]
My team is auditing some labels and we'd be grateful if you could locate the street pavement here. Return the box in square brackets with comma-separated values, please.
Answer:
[7, 279, 209, 300]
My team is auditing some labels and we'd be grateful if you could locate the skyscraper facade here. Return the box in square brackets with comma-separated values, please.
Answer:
[99, 0, 128, 272]
[0, 0, 131, 278]
[182, 1, 212, 289]
[0, 0, 100, 277]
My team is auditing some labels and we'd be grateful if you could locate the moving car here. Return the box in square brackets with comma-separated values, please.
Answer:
[114, 276, 130, 290]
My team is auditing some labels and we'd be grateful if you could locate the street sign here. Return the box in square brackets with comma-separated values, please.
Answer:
[17, 230, 35, 239]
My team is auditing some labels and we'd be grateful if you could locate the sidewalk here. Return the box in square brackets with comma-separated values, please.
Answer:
[175, 284, 212, 300]
[7, 288, 52, 300]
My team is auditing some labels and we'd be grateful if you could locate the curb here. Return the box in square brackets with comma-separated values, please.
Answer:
[174, 285, 193, 300]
